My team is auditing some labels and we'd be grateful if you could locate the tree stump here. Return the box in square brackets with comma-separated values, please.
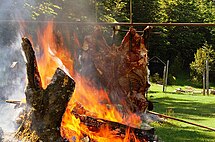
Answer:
[16, 37, 75, 141]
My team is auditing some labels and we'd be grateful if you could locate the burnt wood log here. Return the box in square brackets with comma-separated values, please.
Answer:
[72, 112, 156, 142]
[17, 37, 75, 141]
[67, 102, 157, 142]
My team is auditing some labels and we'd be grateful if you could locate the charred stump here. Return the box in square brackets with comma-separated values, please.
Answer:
[16, 37, 75, 141]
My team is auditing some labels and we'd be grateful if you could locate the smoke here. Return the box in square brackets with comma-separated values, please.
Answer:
[0, 0, 33, 140]
[0, 0, 96, 133]
[0, 35, 26, 130]
[0, 0, 129, 140]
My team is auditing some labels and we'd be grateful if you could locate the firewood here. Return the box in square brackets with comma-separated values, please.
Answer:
[68, 102, 157, 142]
[5, 99, 26, 108]
[16, 37, 75, 142]
[5, 100, 22, 105]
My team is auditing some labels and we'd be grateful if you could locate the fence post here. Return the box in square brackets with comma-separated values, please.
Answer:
[164, 60, 169, 92]
[203, 69, 206, 95]
[206, 60, 209, 95]
[163, 66, 166, 92]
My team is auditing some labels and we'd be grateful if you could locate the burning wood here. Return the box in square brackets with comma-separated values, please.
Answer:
[5, 100, 22, 105]
[16, 37, 75, 141]
[59, 26, 156, 141]
[62, 102, 157, 142]
[13, 23, 155, 142]
[5, 99, 26, 108]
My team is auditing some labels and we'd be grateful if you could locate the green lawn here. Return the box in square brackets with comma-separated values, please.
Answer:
[148, 83, 215, 142]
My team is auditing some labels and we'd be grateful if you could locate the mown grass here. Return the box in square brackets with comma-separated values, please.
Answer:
[147, 83, 215, 142]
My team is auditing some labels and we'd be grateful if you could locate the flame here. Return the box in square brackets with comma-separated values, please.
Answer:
[34, 22, 142, 142]
[36, 21, 74, 88]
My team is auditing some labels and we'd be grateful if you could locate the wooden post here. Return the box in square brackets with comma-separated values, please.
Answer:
[206, 60, 209, 95]
[165, 60, 169, 92]
[163, 66, 166, 92]
[203, 69, 206, 95]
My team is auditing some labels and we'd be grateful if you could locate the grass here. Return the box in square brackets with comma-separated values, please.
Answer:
[147, 83, 215, 142]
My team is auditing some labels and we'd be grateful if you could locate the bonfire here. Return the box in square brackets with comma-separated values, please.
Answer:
[8, 22, 158, 142]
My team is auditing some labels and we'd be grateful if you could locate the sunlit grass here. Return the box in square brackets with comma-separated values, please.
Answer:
[147, 83, 215, 142]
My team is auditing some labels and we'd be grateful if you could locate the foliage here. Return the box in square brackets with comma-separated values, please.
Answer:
[97, 0, 128, 22]
[167, 74, 177, 85]
[23, 0, 215, 80]
[190, 42, 215, 80]
[55, 0, 97, 21]
[152, 0, 215, 73]
[132, 0, 160, 23]
[24, 0, 63, 20]
[150, 73, 163, 84]
[24, 0, 129, 22]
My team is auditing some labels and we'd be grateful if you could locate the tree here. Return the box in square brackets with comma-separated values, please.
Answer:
[24, 0, 63, 20]
[22, 0, 215, 79]
[132, 0, 160, 23]
[152, 0, 215, 75]
[97, 0, 128, 22]
[190, 42, 215, 81]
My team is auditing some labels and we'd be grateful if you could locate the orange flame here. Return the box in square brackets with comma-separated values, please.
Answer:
[36, 21, 74, 88]
[34, 21, 142, 142]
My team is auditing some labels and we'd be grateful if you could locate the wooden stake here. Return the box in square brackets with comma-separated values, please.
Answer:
[206, 60, 209, 95]
[6, 100, 22, 105]
[147, 111, 215, 131]
[203, 69, 206, 95]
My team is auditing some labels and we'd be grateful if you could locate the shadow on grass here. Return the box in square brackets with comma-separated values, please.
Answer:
[154, 123, 215, 142]
[151, 97, 215, 120]
[149, 95, 215, 142]
[148, 90, 159, 94]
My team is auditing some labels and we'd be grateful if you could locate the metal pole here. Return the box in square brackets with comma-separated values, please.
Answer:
[130, 0, 133, 24]
[165, 60, 169, 92]
[203, 69, 206, 95]
[95, 0, 98, 22]
[128, 0, 133, 94]
[206, 60, 209, 95]
[1, 21, 215, 27]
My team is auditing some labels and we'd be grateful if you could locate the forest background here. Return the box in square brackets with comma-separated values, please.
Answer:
[1, 0, 215, 84]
